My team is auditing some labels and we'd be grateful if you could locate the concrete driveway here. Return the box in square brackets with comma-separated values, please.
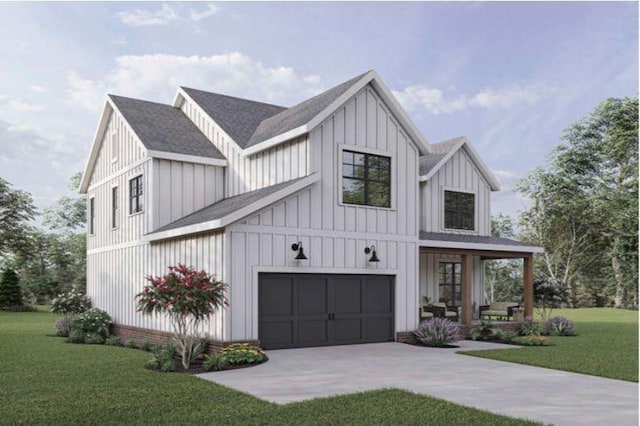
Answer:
[197, 341, 638, 425]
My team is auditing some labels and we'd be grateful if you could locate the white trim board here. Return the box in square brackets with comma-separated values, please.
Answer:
[419, 239, 543, 254]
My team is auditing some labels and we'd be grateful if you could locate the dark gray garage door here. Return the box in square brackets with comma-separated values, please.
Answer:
[259, 273, 394, 349]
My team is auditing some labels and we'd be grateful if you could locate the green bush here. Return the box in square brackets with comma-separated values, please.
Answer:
[105, 335, 121, 346]
[54, 315, 74, 337]
[68, 330, 85, 344]
[0, 269, 23, 309]
[470, 320, 499, 341]
[222, 343, 266, 365]
[68, 308, 111, 343]
[85, 333, 105, 344]
[7, 304, 37, 312]
[50, 289, 91, 314]
[146, 343, 177, 372]
[203, 353, 228, 371]
[517, 316, 543, 336]
[140, 340, 153, 352]
[125, 339, 137, 349]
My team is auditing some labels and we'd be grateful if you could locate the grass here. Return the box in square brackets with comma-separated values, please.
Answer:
[459, 308, 638, 382]
[0, 311, 539, 425]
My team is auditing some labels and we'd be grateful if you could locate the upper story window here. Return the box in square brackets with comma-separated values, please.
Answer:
[111, 186, 118, 229]
[129, 175, 143, 214]
[444, 190, 475, 230]
[89, 197, 95, 235]
[342, 150, 391, 208]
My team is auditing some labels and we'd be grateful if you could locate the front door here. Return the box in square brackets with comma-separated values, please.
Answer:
[438, 262, 461, 307]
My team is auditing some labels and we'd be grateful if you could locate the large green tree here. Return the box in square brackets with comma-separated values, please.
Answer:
[0, 269, 22, 308]
[518, 97, 638, 308]
[0, 177, 36, 256]
[485, 214, 523, 303]
[43, 172, 86, 231]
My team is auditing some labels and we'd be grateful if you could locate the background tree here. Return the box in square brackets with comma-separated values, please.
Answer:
[43, 172, 86, 231]
[0, 269, 23, 308]
[518, 96, 638, 308]
[0, 177, 36, 256]
[484, 214, 523, 302]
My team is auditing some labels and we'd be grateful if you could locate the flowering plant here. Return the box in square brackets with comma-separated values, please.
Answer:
[50, 289, 91, 314]
[222, 343, 266, 365]
[544, 316, 576, 336]
[136, 264, 227, 369]
[414, 317, 461, 347]
[512, 307, 525, 312]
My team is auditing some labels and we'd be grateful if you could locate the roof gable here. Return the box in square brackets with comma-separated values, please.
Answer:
[179, 88, 286, 148]
[419, 136, 500, 191]
[109, 95, 225, 159]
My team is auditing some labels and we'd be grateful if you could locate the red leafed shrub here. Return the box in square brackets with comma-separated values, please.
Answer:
[136, 264, 227, 369]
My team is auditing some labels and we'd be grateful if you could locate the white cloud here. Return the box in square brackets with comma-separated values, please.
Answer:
[118, 3, 218, 27]
[6, 99, 44, 111]
[66, 52, 323, 111]
[29, 85, 49, 93]
[393, 84, 546, 115]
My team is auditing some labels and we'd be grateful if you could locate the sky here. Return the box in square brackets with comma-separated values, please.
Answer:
[0, 1, 637, 222]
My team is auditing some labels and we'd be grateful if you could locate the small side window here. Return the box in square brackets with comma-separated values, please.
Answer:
[129, 175, 143, 214]
[89, 197, 95, 235]
[111, 132, 118, 163]
[111, 186, 118, 229]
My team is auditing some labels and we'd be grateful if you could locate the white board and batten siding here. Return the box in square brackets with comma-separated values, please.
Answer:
[87, 109, 227, 338]
[420, 147, 492, 236]
[179, 96, 310, 197]
[226, 84, 422, 341]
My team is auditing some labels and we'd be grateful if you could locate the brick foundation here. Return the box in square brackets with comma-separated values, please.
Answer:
[110, 324, 260, 354]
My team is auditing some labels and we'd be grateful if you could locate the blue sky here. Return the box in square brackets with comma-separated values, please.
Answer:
[0, 1, 637, 220]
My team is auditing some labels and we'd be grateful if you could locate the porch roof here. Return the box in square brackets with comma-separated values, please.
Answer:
[418, 231, 543, 257]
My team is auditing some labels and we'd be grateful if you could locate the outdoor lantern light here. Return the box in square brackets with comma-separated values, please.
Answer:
[291, 242, 307, 260]
[364, 245, 380, 262]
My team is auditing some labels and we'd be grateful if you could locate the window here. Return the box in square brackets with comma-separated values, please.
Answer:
[129, 175, 143, 214]
[111, 132, 118, 162]
[444, 190, 475, 230]
[438, 262, 461, 307]
[111, 186, 118, 229]
[89, 197, 95, 235]
[342, 150, 391, 208]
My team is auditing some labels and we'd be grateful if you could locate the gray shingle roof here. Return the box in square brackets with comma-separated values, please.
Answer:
[245, 71, 369, 148]
[149, 177, 309, 235]
[419, 136, 466, 176]
[180, 88, 286, 148]
[183, 71, 369, 149]
[419, 231, 537, 248]
[109, 95, 225, 159]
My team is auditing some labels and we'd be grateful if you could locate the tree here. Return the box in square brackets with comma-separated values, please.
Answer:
[43, 172, 86, 231]
[0, 178, 36, 256]
[485, 215, 522, 302]
[137, 265, 228, 369]
[0, 269, 22, 308]
[518, 97, 638, 308]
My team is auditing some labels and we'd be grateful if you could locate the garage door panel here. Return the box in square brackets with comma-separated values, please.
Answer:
[365, 318, 393, 339]
[365, 280, 393, 313]
[333, 278, 362, 314]
[297, 320, 328, 343]
[259, 321, 293, 346]
[333, 318, 362, 342]
[297, 277, 328, 315]
[259, 277, 293, 316]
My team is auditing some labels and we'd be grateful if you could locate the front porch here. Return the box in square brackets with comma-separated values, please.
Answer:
[418, 231, 543, 326]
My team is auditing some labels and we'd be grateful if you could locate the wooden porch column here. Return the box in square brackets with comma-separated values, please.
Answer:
[523, 255, 534, 317]
[461, 254, 472, 325]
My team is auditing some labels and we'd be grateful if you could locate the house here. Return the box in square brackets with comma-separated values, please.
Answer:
[79, 70, 542, 350]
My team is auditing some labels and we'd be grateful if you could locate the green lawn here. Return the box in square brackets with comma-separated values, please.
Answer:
[0, 311, 538, 425]
[459, 308, 638, 382]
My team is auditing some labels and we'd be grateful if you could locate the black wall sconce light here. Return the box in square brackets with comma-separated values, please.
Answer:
[291, 242, 308, 260]
[364, 245, 380, 262]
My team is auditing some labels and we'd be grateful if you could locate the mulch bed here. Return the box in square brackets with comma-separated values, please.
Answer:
[404, 341, 460, 349]
[172, 356, 269, 374]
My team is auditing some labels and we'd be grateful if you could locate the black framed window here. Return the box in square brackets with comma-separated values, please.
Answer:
[129, 175, 143, 214]
[111, 186, 118, 228]
[444, 190, 475, 230]
[342, 150, 391, 208]
[438, 262, 461, 307]
[89, 197, 95, 235]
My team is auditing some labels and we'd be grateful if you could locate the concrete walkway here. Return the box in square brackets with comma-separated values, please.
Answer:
[197, 342, 638, 425]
